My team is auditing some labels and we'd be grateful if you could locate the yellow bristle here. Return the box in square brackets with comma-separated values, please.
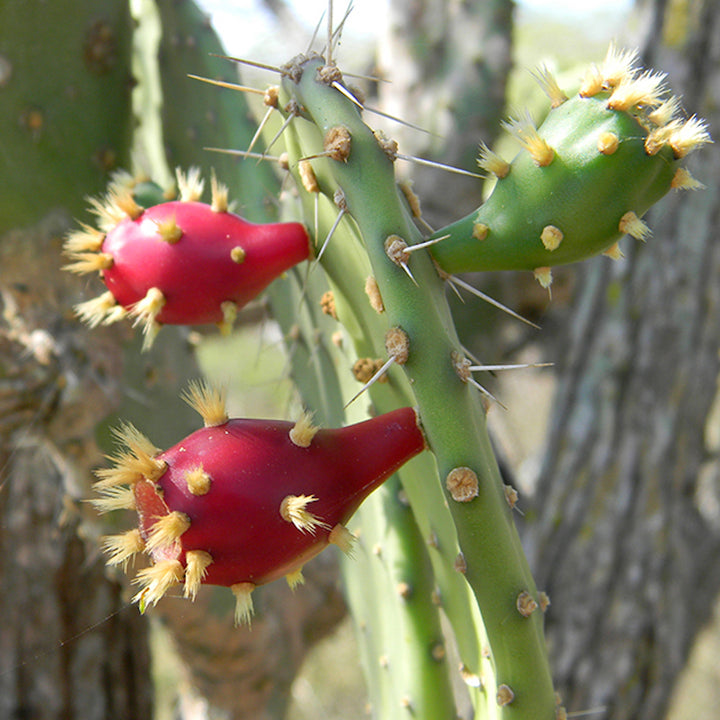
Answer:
[74, 291, 118, 328]
[64, 252, 114, 275]
[129, 287, 166, 350]
[176, 167, 205, 202]
[87, 193, 127, 232]
[181, 380, 228, 427]
[184, 550, 213, 600]
[503, 114, 554, 167]
[285, 567, 305, 590]
[600, 43, 639, 89]
[113, 189, 143, 220]
[279, 494, 328, 534]
[668, 116, 712, 159]
[145, 511, 191, 554]
[154, 216, 183, 244]
[299, 159, 320, 193]
[64, 224, 105, 254]
[579, 64, 604, 97]
[328, 523, 356, 556]
[218, 301, 238, 336]
[289, 411, 319, 448]
[91, 485, 136, 513]
[671, 167, 705, 191]
[231, 582, 255, 626]
[185, 466, 212, 496]
[607, 71, 667, 112]
[211, 173, 229, 212]
[133, 559, 184, 610]
[476, 142, 510, 178]
[532, 65, 568, 108]
[648, 95, 681, 127]
[603, 242, 624, 260]
[533, 266, 553, 290]
[94, 421, 165, 489]
[619, 211, 651, 241]
[473, 222, 489, 241]
[101, 529, 145, 571]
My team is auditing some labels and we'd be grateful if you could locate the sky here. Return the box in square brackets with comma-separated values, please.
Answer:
[197, 0, 634, 58]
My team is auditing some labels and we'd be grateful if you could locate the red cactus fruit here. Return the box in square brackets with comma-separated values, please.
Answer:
[94, 382, 426, 624]
[64, 169, 310, 348]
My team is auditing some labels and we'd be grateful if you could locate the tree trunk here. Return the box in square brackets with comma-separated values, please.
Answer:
[522, 2, 720, 717]
[0, 214, 154, 720]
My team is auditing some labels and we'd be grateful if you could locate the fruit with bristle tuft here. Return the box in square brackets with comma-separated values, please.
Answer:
[94, 383, 426, 623]
[429, 44, 711, 278]
[64, 170, 311, 348]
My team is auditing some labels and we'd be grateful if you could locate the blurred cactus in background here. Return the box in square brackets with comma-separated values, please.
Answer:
[2, 1, 719, 720]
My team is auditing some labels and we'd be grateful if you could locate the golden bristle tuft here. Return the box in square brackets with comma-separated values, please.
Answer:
[648, 95, 681, 127]
[64, 252, 114, 275]
[579, 64, 604, 98]
[184, 550, 213, 600]
[532, 65, 568, 108]
[64, 223, 105, 254]
[185, 466, 212, 495]
[145, 511, 191, 554]
[211, 172, 230, 212]
[218, 301, 238, 336]
[231, 582, 256, 626]
[181, 380, 228, 427]
[91, 484, 136, 513]
[176, 167, 205, 202]
[154, 216, 183, 244]
[87, 193, 127, 232]
[133, 559, 185, 610]
[285, 567, 305, 590]
[328, 523, 356, 556]
[671, 167, 705, 191]
[94, 421, 165, 489]
[113, 189, 143, 220]
[74, 291, 120, 328]
[667, 116, 712, 159]
[101, 529, 145, 571]
[618, 211, 651, 241]
[607, 71, 667, 112]
[603, 242, 624, 260]
[600, 43, 639, 89]
[289, 410, 319, 448]
[477, 142, 510, 179]
[279, 494, 328, 534]
[129, 287, 166, 351]
[533, 266, 553, 290]
[503, 114, 554, 167]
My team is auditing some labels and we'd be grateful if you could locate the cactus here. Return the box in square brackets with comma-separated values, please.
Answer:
[64, 5, 711, 720]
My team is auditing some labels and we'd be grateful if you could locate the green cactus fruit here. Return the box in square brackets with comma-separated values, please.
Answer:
[93, 381, 426, 624]
[429, 45, 711, 287]
[64, 169, 310, 348]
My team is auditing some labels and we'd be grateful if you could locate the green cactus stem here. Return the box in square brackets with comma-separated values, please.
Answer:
[281, 54, 557, 718]
[0, 0, 133, 232]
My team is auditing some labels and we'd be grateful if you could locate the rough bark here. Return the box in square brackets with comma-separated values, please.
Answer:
[0, 213, 154, 720]
[522, 2, 720, 718]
